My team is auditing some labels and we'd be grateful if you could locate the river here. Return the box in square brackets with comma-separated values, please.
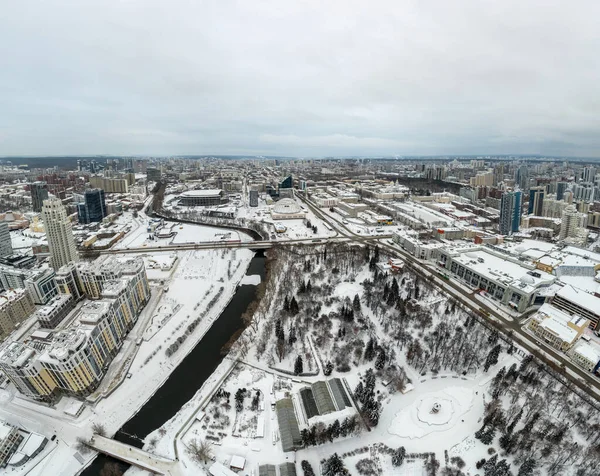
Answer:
[81, 252, 266, 475]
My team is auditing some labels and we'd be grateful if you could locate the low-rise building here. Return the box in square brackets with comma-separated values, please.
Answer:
[569, 341, 600, 372]
[0, 422, 23, 468]
[552, 285, 600, 330]
[528, 303, 589, 351]
[179, 189, 228, 207]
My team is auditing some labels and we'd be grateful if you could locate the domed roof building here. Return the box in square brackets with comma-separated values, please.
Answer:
[271, 198, 307, 220]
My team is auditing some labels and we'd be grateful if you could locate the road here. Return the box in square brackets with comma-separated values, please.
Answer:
[299, 192, 600, 401]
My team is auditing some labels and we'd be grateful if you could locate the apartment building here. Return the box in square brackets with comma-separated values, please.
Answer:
[0, 257, 150, 401]
[0, 290, 35, 339]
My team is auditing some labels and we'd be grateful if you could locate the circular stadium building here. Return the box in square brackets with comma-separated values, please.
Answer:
[270, 198, 307, 220]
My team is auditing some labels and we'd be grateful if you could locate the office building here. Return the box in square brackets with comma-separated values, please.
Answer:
[528, 186, 545, 216]
[556, 181, 568, 201]
[0, 267, 57, 305]
[89, 176, 128, 193]
[0, 289, 35, 339]
[30, 182, 49, 213]
[147, 167, 161, 182]
[515, 165, 529, 190]
[41, 198, 79, 271]
[582, 166, 596, 183]
[0, 257, 150, 401]
[499, 191, 522, 235]
[77, 189, 106, 224]
[0, 222, 12, 258]
[249, 190, 259, 207]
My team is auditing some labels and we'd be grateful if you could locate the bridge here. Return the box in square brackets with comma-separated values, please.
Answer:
[90, 235, 392, 255]
[88, 435, 182, 475]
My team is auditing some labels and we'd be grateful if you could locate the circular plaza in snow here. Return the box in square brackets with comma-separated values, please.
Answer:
[388, 386, 474, 439]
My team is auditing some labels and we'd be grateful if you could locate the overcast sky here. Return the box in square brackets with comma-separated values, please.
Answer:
[1, 1, 599, 158]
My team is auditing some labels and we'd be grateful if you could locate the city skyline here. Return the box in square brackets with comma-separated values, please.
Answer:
[1, 1, 600, 157]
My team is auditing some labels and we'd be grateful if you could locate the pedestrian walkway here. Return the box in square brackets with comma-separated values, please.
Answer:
[89, 435, 182, 475]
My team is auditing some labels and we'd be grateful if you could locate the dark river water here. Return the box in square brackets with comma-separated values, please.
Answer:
[81, 252, 266, 475]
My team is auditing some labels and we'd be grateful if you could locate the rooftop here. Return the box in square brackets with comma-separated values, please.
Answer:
[180, 189, 223, 197]
[556, 286, 600, 317]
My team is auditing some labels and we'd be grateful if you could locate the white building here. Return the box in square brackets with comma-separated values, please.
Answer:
[41, 198, 79, 271]
[569, 341, 600, 372]
[559, 205, 587, 242]
[527, 303, 588, 351]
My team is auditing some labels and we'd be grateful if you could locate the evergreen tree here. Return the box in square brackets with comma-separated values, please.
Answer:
[289, 326, 297, 345]
[299, 281, 306, 294]
[517, 458, 536, 476]
[301, 460, 316, 476]
[306, 280, 312, 293]
[290, 296, 300, 315]
[330, 419, 341, 439]
[375, 348, 386, 370]
[354, 381, 365, 402]
[495, 459, 511, 476]
[322, 453, 348, 476]
[283, 296, 290, 312]
[484, 344, 502, 372]
[353, 294, 361, 311]
[482, 454, 498, 476]
[364, 338, 376, 361]
[324, 361, 334, 376]
[392, 446, 406, 467]
[294, 356, 304, 375]
[391, 277, 399, 297]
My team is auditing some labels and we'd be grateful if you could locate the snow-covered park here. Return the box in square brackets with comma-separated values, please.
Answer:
[126, 243, 600, 476]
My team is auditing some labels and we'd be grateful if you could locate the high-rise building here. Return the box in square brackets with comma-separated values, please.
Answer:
[0, 289, 35, 339]
[41, 198, 79, 271]
[30, 182, 49, 213]
[556, 182, 568, 201]
[582, 166, 596, 183]
[560, 205, 586, 241]
[0, 257, 150, 401]
[515, 165, 529, 191]
[528, 186, 545, 216]
[249, 190, 259, 207]
[77, 189, 106, 224]
[0, 222, 12, 258]
[147, 167, 161, 182]
[499, 191, 522, 235]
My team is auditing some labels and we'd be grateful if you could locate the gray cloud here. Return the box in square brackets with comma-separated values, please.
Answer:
[1, 0, 599, 157]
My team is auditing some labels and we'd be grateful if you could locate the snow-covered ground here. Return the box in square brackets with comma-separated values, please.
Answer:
[113, 219, 252, 250]
[0, 247, 254, 476]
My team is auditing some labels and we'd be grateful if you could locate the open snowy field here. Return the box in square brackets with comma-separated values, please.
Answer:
[113, 219, 252, 249]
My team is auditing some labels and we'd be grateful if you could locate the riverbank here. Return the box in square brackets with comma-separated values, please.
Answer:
[79, 252, 266, 476]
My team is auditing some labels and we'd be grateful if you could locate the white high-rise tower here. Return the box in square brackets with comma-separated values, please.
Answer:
[559, 205, 586, 242]
[41, 197, 79, 270]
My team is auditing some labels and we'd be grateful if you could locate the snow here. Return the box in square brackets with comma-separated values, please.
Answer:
[0, 246, 255, 476]
[240, 275, 262, 286]
[389, 386, 474, 439]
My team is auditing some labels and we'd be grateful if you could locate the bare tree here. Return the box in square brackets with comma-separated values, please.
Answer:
[187, 438, 213, 464]
[100, 462, 124, 476]
[92, 422, 107, 437]
[75, 436, 92, 454]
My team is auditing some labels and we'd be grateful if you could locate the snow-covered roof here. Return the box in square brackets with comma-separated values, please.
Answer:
[572, 341, 600, 364]
[181, 189, 223, 198]
[556, 286, 600, 317]
[20, 433, 46, 456]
